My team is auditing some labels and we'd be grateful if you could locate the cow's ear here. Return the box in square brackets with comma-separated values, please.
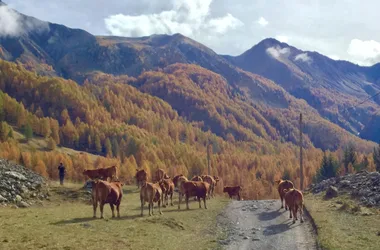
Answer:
[136, 168, 139, 172]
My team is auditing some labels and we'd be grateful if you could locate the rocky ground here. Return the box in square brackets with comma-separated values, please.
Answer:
[0, 159, 49, 208]
[308, 170, 380, 208]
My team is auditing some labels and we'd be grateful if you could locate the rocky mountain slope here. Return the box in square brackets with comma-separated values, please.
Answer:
[225, 38, 380, 141]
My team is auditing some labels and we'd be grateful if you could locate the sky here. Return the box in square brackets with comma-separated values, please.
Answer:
[2, 0, 380, 66]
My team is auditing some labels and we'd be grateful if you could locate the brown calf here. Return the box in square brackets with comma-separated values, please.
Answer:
[283, 188, 304, 224]
[135, 169, 148, 188]
[275, 179, 294, 210]
[154, 168, 169, 182]
[91, 180, 123, 219]
[140, 182, 163, 216]
[178, 181, 210, 210]
[202, 175, 216, 199]
[223, 186, 242, 200]
[158, 178, 175, 207]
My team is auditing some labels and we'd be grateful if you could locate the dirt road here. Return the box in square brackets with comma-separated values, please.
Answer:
[217, 199, 319, 250]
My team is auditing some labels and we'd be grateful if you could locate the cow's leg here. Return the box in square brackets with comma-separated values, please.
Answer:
[178, 193, 182, 210]
[300, 204, 304, 223]
[198, 196, 201, 208]
[110, 204, 115, 218]
[116, 202, 120, 218]
[204, 196, 207, 209]
[237, 193, 241, 201]
[100, 202, 105, 219]
[162, 192, 166, 208]
[170, 192, 173, 206]
[93, 201, 97, 218]
[140, 197, 144, 217]
[151, 201, 154, 215]
[292, 207, 297, 224]
[280, 194, 284, 209]
[148, 202, 152, 216]
[295, 205, 299, 221]
[158, 198, 162, 215]
[186, 194, 190, 210]
[289, 206, 292, 219]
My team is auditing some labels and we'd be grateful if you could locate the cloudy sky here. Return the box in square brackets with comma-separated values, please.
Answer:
[3, 0, 380, 66]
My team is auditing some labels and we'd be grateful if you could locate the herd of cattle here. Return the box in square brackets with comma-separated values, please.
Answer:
[82, 166, 304, 224]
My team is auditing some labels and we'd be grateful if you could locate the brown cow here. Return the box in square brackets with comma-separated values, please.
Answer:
[91, 180, 123, 219]
[158, 178, 175, 207]
[140, 182, 163, 216]
[275, 179, 294, 210]
[83, 166, 117, 182]
[223, 186, 242, 200]
[283, 188, 304, 224]
[154, 168, 170, 182]
[135, 169, 148, 188]
[178, 181, 210, 210]
[191, 175, 203, 182]
[202, 175, 216, 199]
[172, 174, 187, 188]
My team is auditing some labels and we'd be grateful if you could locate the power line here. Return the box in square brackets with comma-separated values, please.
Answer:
[345, 90, 380, 112]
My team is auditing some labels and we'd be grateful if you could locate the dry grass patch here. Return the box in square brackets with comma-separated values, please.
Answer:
[0, 182, 229, 250]
[305, 192, 380, 250]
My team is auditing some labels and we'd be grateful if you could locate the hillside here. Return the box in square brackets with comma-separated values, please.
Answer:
[225, 38, 380, 142]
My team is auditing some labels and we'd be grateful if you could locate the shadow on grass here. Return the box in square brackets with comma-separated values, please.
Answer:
[51, 217, 97, 225]
[52, 213, 143, 225]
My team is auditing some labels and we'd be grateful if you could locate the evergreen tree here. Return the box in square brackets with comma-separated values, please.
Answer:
[373, 142, 380, 172]
[23, 123, 33, 141]
[316, 152, 339, 182]
[343, 143, 356, 173]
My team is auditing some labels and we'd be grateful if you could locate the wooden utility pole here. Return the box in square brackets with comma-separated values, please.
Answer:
[299, 113, 304, 191]
[207, 142, 212, 176]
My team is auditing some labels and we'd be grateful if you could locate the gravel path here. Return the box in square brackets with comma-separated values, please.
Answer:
[217, 199, 319, 250]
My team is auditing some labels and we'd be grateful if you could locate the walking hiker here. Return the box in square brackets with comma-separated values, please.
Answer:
[58, 162, 66, 185]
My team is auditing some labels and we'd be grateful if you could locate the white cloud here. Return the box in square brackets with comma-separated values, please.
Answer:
[104, 0, 243, 38]
[275, 35, 289, 43]
[0, 5, 49, 37]
[347, 38, 380, 66]
[257, 17, 268, 27]
[266, 46, 290, 58]
[295, 52, 312, 63]
[0, 5, 21, 37]
[206, 13, 244, 34]
[327, 54, 340, 60]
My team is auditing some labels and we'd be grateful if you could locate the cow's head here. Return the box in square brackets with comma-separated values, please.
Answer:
[213, 176, 220, 186]
[135, 169, 148, 188]
[274, 179, 283, 186]
[223, 186, 228, 193]
[164, 173, 170, 179]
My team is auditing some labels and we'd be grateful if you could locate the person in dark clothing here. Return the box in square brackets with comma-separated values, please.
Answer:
[58, 162, 66, 185]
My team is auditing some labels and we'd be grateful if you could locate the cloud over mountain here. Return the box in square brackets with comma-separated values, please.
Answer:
[104, 0, 243, 37]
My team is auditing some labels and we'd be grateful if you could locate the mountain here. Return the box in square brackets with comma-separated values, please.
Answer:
[0, 5, 377, 152]
[225, 38, 380, 142]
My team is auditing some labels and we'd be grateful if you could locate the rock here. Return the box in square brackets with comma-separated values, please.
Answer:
[252, 238, 260, 241]
[4, 171, 27, 181]
[18, 201, 30, 208]
[340, 180, 350, 187]
[243, 236, 249, 239]
[0, 194, 7, 202]
[325, 186, 339, 199]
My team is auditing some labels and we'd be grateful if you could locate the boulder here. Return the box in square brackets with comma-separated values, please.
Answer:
[325, 186, 339, 199]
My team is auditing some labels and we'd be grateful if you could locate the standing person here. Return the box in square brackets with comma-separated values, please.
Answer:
[58, 162, 66, 185]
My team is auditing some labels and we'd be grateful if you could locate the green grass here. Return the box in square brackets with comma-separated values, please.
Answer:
[0, 182, 229, 250]
[304, 192, 380, 250]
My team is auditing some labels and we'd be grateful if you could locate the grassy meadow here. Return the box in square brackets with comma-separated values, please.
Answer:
[304, 192, 380, 250]
[0, 182, 230, 250]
